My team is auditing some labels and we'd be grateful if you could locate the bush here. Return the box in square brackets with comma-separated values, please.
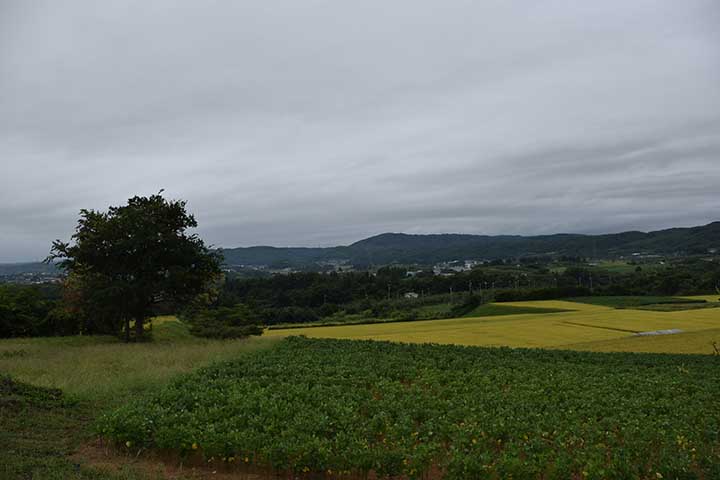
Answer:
[263, 306, 320, 325]
[0, 284, 67, 338]
[185, 305, 263, 339]
[449, 294, 483, 317]
[318, 303, 340, 318]
[494, 287, 592, 302]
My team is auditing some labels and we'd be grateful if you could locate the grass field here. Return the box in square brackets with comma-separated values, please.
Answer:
[0, 320, 278, 479]
[266, 296, 720, 354]
[0, 316, 277, 403]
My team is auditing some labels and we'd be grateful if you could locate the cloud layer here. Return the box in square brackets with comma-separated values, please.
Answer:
[1, 0, 719, 261]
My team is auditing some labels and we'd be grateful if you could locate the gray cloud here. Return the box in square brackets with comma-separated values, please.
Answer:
[1, 0, 719, 261]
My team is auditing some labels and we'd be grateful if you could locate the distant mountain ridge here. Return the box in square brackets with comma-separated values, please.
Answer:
[3, 222, 718, 275]
[220, 221, 720, 267]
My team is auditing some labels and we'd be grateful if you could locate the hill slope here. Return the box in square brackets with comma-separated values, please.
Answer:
[220, 221, 720, 267]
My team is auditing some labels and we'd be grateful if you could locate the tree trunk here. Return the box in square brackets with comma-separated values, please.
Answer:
[124, 317, 130, 343]
[135, 317, 144, 339]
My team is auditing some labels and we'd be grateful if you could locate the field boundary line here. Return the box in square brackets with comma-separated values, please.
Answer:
[561, 321, 639, 334]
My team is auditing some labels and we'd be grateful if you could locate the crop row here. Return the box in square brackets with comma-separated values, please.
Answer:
[97, 337, 720, 479]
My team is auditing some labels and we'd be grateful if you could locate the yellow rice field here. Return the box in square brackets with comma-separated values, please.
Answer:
[265, 296, 720, 354]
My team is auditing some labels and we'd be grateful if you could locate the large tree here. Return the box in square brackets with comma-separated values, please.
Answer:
[49, 193, 221, 341]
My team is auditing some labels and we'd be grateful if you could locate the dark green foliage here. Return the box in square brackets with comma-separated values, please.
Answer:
[462, 303, 572, 317]
[568, 296, 707, 308]
[0, 284, 75, 338]
[212, 256, 720, 327]
[49, 193, 221, 341]
[495, 287, 592, 302]
[448, 293, 483, 317]
[263, 306, 320, 325]
[98, 337, 720, 479]
[185, 305, 264, 339]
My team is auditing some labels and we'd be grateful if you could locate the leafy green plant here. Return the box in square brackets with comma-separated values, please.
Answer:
[97, 337, 720, 479]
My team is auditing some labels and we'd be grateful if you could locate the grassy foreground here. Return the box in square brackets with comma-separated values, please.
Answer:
[98, 336, 720, 479]
[2, 297, 720, 478]
[0, 319, 278, 479]
[0, 316, 276, 403]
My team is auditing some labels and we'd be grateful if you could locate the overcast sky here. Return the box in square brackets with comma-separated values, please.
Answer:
[1, 1, 719, 262]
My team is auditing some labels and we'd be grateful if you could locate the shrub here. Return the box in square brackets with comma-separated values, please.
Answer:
[494, 287, 592, 302]
[0, 284, 66, 338]
[185, 305, 263, 339]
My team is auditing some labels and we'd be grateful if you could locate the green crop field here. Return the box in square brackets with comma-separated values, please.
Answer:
[98, 336, 720, 479]
[266, 297, 720, 354]
[3, 296, 720, 479]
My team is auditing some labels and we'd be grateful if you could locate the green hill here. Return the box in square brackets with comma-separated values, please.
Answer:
[220, 221, 720, 267]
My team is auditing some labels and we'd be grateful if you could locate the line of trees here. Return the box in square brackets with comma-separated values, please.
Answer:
[197, 258, 720, 326]
[1, 192, 719, 338]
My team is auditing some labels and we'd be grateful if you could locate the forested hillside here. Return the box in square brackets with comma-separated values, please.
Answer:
[221, 221, 720, 267]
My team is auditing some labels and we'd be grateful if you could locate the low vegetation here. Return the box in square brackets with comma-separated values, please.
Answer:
[0, 319, 274, 403]
[97, 336, 720, 479]
[567, 296, 709, 309]
[461, 303, 571, 317]
[184, 306, 264, 339]
[0, 319, 276, 479]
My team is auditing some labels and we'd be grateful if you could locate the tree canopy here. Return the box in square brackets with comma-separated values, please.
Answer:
[49, 193, 221, 340]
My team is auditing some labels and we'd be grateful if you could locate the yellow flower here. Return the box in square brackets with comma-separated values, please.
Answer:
[191, 442, 198, 450]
